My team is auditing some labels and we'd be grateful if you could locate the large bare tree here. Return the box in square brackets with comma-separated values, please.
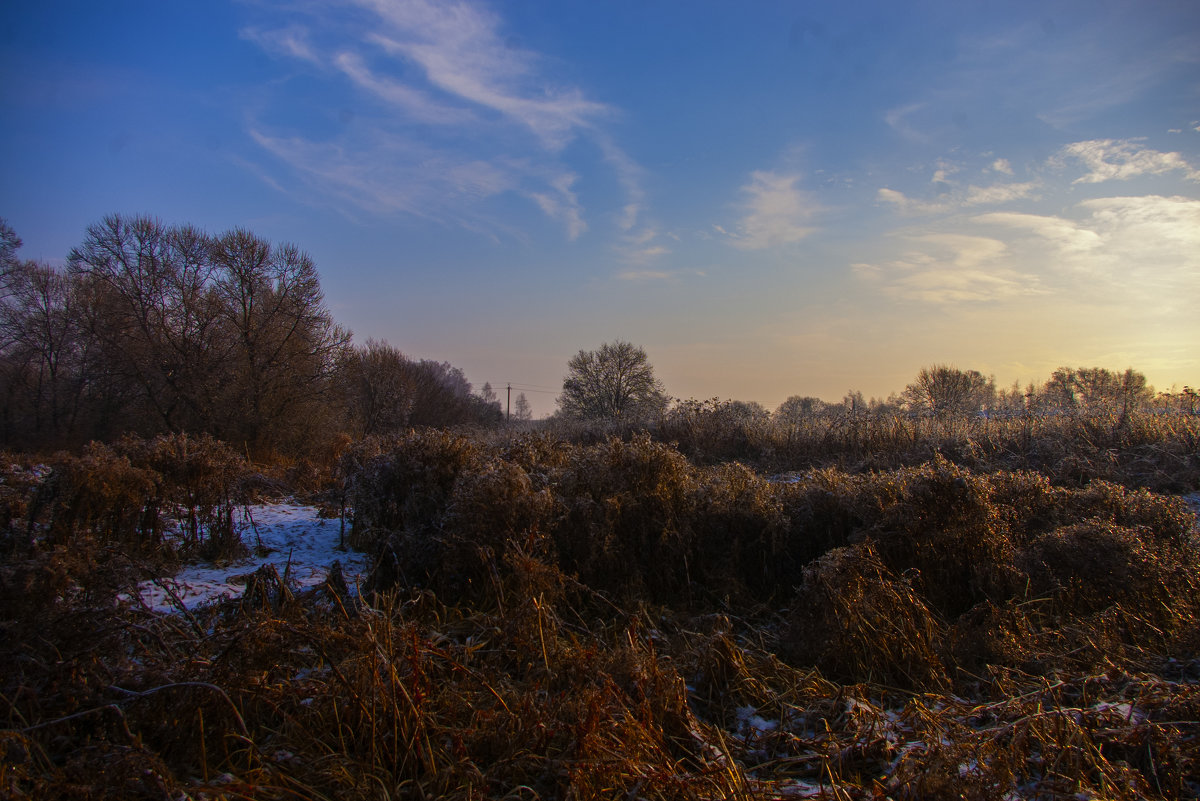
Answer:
[557, 340, 668, 422]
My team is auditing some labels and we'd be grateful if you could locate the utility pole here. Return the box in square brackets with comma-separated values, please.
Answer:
[506, 383, 511, 422]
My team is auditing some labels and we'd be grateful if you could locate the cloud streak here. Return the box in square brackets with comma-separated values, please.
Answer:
[242, 0, 640, 243]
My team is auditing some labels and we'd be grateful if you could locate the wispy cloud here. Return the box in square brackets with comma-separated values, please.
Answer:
[877, 187, 950, 215]
[593, 133, 672, 264]
[860, 194, 1200, 310]
[972, 211, 1102, 254]
[616, 267, 705, 282]
[333, 51, 473, 125]
[525, 171, 586, 241]
[963, 181, 1038, 205]
[723, 171, 820, 250]
[1077, 195, 1200, 292]
[877, 180, 1038, 215]
[852, 233, 1042, 304]
[884, 102, 929, 143]
[242, 0, 640, 242]
[359, 0, 609, 151]
[250, 128, 514, 223]
[1057, 139, 1200, 183]
[240, 25, 320, 64]
[990, 158, 1013, 175]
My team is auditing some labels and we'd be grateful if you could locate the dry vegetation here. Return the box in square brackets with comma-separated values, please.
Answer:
[2, 416, 1199, 799]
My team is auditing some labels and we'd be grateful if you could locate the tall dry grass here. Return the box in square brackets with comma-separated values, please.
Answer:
[3, 423, 1199, 799]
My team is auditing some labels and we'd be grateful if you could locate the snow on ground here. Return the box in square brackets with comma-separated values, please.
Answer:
[131, 502, 372, 613]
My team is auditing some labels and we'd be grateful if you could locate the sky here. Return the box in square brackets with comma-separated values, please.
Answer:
[3, 0, 1199, 417]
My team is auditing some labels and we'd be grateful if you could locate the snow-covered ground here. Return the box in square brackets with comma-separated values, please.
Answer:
[131, 502, 372, 613]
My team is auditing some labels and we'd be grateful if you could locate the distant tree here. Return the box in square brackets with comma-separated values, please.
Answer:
[903, 365, 995, 416]
[558, 340, 668, 422]
[338, 342, 503, 433]
[1034, 367, 1152, 416]
[338, 339, 416, 437]
[1117, 368, 1153, 416]
[841, 390, 866, 414]
[1037, 368, 1078, 413]
[993, 381, 1028, 415]
[0, 222, 88, 447]
[478, 381, 503, 418]
[720, 399, 770, 424]
[513, 392, 532, 421]
[775, 395, 827, 423]
[1073, 367, 1122, 413]
[0, 218, 21, 281]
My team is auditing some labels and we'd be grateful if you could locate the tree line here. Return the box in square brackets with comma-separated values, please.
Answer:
[0, 216, 501, 455]
[557, 347, 1193, 426]
[4, 215, 1194, 455]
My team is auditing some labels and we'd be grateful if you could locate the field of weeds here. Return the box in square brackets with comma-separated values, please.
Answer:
[2, 421, 1199, 800]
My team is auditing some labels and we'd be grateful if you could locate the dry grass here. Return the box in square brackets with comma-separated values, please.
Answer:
[3, 424, 1199, 799]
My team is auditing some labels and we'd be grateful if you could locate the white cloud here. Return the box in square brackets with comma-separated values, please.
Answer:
[243, 0, 645, 243]
[967, 196, 1199, 302]
[852, 233, 1040, 304]
[240, 26, 320, 64]
[1077, 195, 1200, 288]
[991, 158, 1014, 175]
[972, 211, 1102, 253]
[877, 180, 1038, 216]
[333, 51, 473, 125]
[250, 128, 578, 242]
[876, 187, 949, 215]
[963, 181, 1038, 205]
[1058, 139, 1200, 183]
[724, 171, 820, 250]
[526, 172, 586, 240]
[361, 0, 609, 151]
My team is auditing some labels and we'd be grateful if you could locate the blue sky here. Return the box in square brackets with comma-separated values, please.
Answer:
[3, 0, 1199, 416]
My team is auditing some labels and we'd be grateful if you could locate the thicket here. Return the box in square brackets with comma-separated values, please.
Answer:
[3, 424, 1200, 798]
[642, 401, 1200, 493]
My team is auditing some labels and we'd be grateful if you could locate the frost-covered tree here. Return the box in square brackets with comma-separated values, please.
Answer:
[775, 395, 827, 423]
[903, 365, 995, 416]
[557, 340, 667, 422]
[513, 392, 532, 421]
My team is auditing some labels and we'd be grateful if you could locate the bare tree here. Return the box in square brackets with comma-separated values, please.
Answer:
[557, 340, 668, 422]
[513, 392, 532, 421]
[208, 228, 350, 452]
[1034, 367, 1153, 416]
[338, 338, 417, 436]
[903, 365, 995, 416]
[69, 215, 222, 434]
[67, 216, 349, 454]
[1, 222, 89, 446]
[775, 395, 827, 423]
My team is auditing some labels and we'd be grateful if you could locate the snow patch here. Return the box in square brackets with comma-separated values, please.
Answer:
[129, 502, 371, 613]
